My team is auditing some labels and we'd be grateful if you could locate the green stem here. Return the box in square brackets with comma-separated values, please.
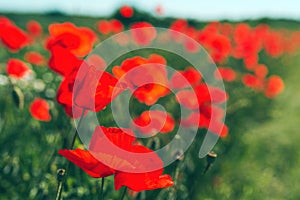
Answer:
[100, 178, 105, 200]
[55, 109, 86, 200]
[120, 187, 127, 200]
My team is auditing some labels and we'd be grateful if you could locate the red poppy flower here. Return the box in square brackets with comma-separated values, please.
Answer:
[0, 17, 29, 51]
[133, 110, 175, 135]
[264, 75, 284, 98]
[130, 22, 156, 46]
[48, 22, 97, 57]
[29, 98, 51, 121]
[254, 64, 268, 78]
[205, 33, 231, 63]
[48, 44, 83, 76]
[171, 67, 202, 89]
[73, 64, 125, 112]
[26, 20, 43, 37]
[6, 58, 30, 79]
[169, 19, 189, 42]
[59, 126, 174, 192]
[215, 67, 236, 82]
[242, 74, 264, 90]
[232, 23, 262, 66]
[24, 51, 46, 66]
[113, 54, 169, 105]
[155, 5, 164, 15]
[120, 5, 134, 18]
[96, 20, 112, 35]
[175, 84, 228, 137]
[86, 54, 106, 70]
[57, 63, 125, 116]
[264, 31, 285, 58]
[111, 19, 124, 33]
[115, 169, 173, 192]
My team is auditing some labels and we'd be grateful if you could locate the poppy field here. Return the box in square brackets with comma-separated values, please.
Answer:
[1, 6, 300, 200]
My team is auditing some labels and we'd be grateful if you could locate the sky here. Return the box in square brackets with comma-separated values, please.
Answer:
[1, 0, 300, 20]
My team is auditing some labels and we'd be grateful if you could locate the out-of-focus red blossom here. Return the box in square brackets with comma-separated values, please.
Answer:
[205, 33, 231, 63]
[113, 32, 130, 46]
[232, 23, 262, 68]
[169, 19, 189, 42]
[155, 5, 164, 15]
[264, 31, 285, 58]
[26, 20, 43, 37]
[24, 51, 46, 66]
[130, 22, 157, 46]
[242, 74, 264, 90]
[59, 126, 174, 192]
[254, 64, 268, 78]
[29, 98, 51, 121]
[47, 22, 97, 57]
[86, 54, 106, 70]
[97, 20, 111, 35]
[264, 75, 284, 98]
[113, 54, 169, 105]
[0, 17, 29, 51]
[286, 31, 300, 54]
[133, 110, 175, 134]
[57, 63, 125, 117]
[171, 67, 202, 89]
[176, 84, 228, 137]
[120, 5, 134, 18]
[215, 67, 236, 82]
[6, 58, 30, 79]
[96, 19, 124, 35]
[111, 19, 124, 33]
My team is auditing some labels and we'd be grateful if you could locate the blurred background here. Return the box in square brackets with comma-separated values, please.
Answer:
[1, 1, 300, 200]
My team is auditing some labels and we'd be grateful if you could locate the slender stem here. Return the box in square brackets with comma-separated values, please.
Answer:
[55, 181, 63, 200]
[100, 178, 105, 200]
[55, 109, 86, 200]
[120, 187, 127, 200]
[69, 109, 86, 149]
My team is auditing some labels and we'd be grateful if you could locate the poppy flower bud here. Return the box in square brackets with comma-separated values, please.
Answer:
[57, 169, 66, 182]
[203, 151, 217, 174]
[12, 86, 24, 109]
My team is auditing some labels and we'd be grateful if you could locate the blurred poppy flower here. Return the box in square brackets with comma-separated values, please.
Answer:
[120, 5, 134, 18]
[133, 110, 175, 135]
[47, 22, 97, 57]
[242, 74, 264, 90]
[59, 126, 174, 192]
[86, 54, 106, 70]
[29, 98, 51, 121]
[113, 54, 169, 105]
[215, 67, 236, 82]
[26, 20, 43, 37]
[24, 51, 46, 66]
[169, 19, 189, 42]
[176, 84, 228, 137]
[96, 20, 111, 35]
[130, 22, 156, 46]
[6, 58, 30, 79]
[111, 19, 124, 33]
[171, 67, 202, 89]
[155, 5, 164, 15]
[0, 17, 29, 51]
[264, 75, 284, 98]
[264, 31, 285, 58]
